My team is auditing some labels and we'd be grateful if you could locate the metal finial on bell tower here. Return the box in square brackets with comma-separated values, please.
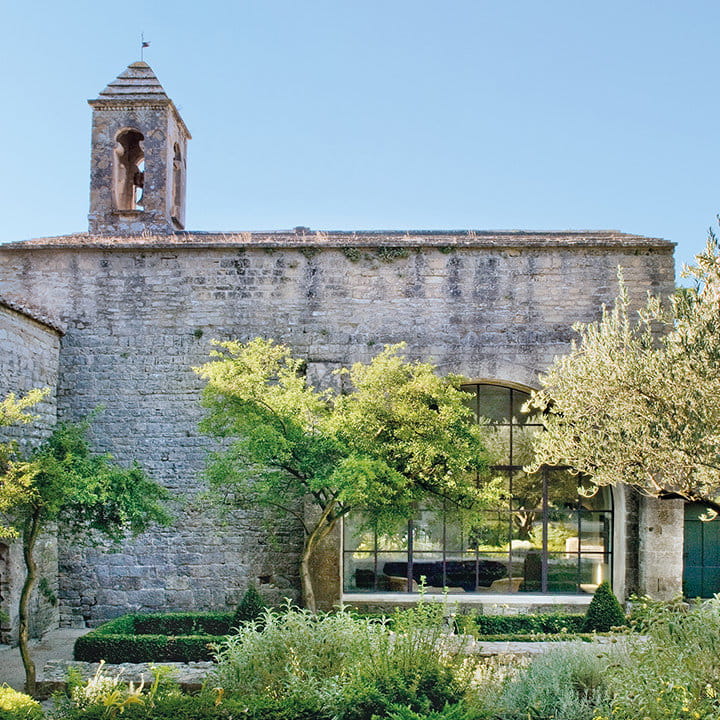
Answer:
[140, 34, 150, 62]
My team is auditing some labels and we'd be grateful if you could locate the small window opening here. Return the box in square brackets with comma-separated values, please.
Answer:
[114, 129, 145, 211]
[171, 143, 184, 223]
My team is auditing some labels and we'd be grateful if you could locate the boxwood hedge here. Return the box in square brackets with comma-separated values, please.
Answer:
[74, 612, 234, 663]
[454, 612, 586, 637]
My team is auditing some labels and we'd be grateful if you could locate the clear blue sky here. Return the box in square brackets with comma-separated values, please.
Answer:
[2, 1, 718, 278]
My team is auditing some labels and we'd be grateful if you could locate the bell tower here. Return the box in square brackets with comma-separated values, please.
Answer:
[88, 62, 191, 235]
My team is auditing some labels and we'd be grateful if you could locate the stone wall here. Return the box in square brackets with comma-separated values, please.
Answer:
[0, 303, 61, 642]
[0, 232, 675, 621]
[638, 496, 685, 600]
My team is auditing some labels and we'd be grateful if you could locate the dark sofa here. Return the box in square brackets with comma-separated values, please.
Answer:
[382, 559, 507, 591]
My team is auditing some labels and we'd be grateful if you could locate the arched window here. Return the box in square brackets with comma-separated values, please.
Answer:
[171, 142, 184, 224]
[113, 129, 145, 211]
[343, 382, 613, 595]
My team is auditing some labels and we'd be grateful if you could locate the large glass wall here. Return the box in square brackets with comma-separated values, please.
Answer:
[343, 383, 613, 594]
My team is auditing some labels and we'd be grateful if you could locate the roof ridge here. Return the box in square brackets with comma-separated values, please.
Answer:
[0, 295, 66, 334]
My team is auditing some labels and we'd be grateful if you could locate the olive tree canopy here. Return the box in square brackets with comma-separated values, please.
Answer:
[527, 231, 720, 516]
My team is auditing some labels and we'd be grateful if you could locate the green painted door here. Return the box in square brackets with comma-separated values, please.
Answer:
[684, 503, 720, 598]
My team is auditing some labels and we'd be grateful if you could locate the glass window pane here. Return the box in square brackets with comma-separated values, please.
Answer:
[479, 424, 511, 465]
[480, 470, 511, 508]
[376, 518, 410, 551]
[467, 511, 510, 553]
[344, 511, 374, 552]
[511, 471, 543, 513]
[580, 511, 611, 555]
[547, 469, 583, 507]
[378, 552, 415, 591]
[461, 386, 478, 418]
[580, 483, 613, 512]
[511, 388, 533, 424]
[410, 552, 445, 589]
[444, 514, 466, 553]
[412, 509, 444, 551]
[517, 549, 543, 592]
[344, 552, 376, 592]
[547, 504, 580, 556]
[511, 515, 542, 550]
[578, 553, 610, 592]
[510, 424, 541, 466]
[546, 553, 580, 593]
[476, 385, 512, 424]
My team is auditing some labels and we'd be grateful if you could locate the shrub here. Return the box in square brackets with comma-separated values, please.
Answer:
[210, 597, 478, 719]
[385, 704, 473, 720]
[454, 611, 586, 636]
[0, 685, 43, 720]
[132, 612, 233, 636]
[489, 643, 612, 720]
[601, 596, 720, 719]
[74, 612, 233, 663]
[582, 581, 626, 632]
[331, 597, 473, 720]
[75, 632, 219, 663]
[334, 665, 465, 720]
[209, 602, 388, 711]
[232, 585, 266, 628]
[52, 693, 327, 720]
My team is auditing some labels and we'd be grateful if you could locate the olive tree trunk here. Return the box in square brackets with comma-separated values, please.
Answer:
[19, 510, 40, 696]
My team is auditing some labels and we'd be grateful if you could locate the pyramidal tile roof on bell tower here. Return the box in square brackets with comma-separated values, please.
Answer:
[97, 61, 170, 100]
[89, 61, 190, 138]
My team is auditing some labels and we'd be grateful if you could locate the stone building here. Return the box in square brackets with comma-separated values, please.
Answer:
[0, 61, 694, 640]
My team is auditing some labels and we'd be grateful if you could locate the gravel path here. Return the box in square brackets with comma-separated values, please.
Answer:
[0, 628, 89, 692]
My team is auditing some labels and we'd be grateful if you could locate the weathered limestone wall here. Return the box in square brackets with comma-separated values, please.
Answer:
[638, 496, 685, 599]
[0, 235, 675, 621]
[0, 304, 61, 642]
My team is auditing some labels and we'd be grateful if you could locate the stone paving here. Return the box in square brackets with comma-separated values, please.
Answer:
[0, 628, 88, 692]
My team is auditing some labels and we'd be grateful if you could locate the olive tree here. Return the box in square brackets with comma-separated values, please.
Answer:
[527, 229, 720, 515]
[0, 400, 170, 695]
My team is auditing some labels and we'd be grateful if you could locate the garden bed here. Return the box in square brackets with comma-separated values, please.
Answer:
[74, 609, 612, 665]
[73, 612, 234, 663]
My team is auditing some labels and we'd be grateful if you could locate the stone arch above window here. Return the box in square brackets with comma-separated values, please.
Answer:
[113, 129, 145, 211]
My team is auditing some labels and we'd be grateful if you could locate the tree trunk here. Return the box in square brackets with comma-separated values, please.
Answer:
[19, 511, 40, 696]
[300, 506, 338, 613]
[300, 541, 317, 612]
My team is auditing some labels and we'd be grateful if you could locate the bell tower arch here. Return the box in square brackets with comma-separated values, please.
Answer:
[88, 61, 191, 235]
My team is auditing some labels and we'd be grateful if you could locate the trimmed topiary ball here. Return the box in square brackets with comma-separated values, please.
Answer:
[583, 581, 626, 632]
[232, 584, 266, 628]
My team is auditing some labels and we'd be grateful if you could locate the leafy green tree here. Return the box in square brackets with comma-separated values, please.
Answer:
[195, 339, 494, 610]
[0, 412, 171, 695]
[0, 389, 50, 429]
[527, 228, 720, 515]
